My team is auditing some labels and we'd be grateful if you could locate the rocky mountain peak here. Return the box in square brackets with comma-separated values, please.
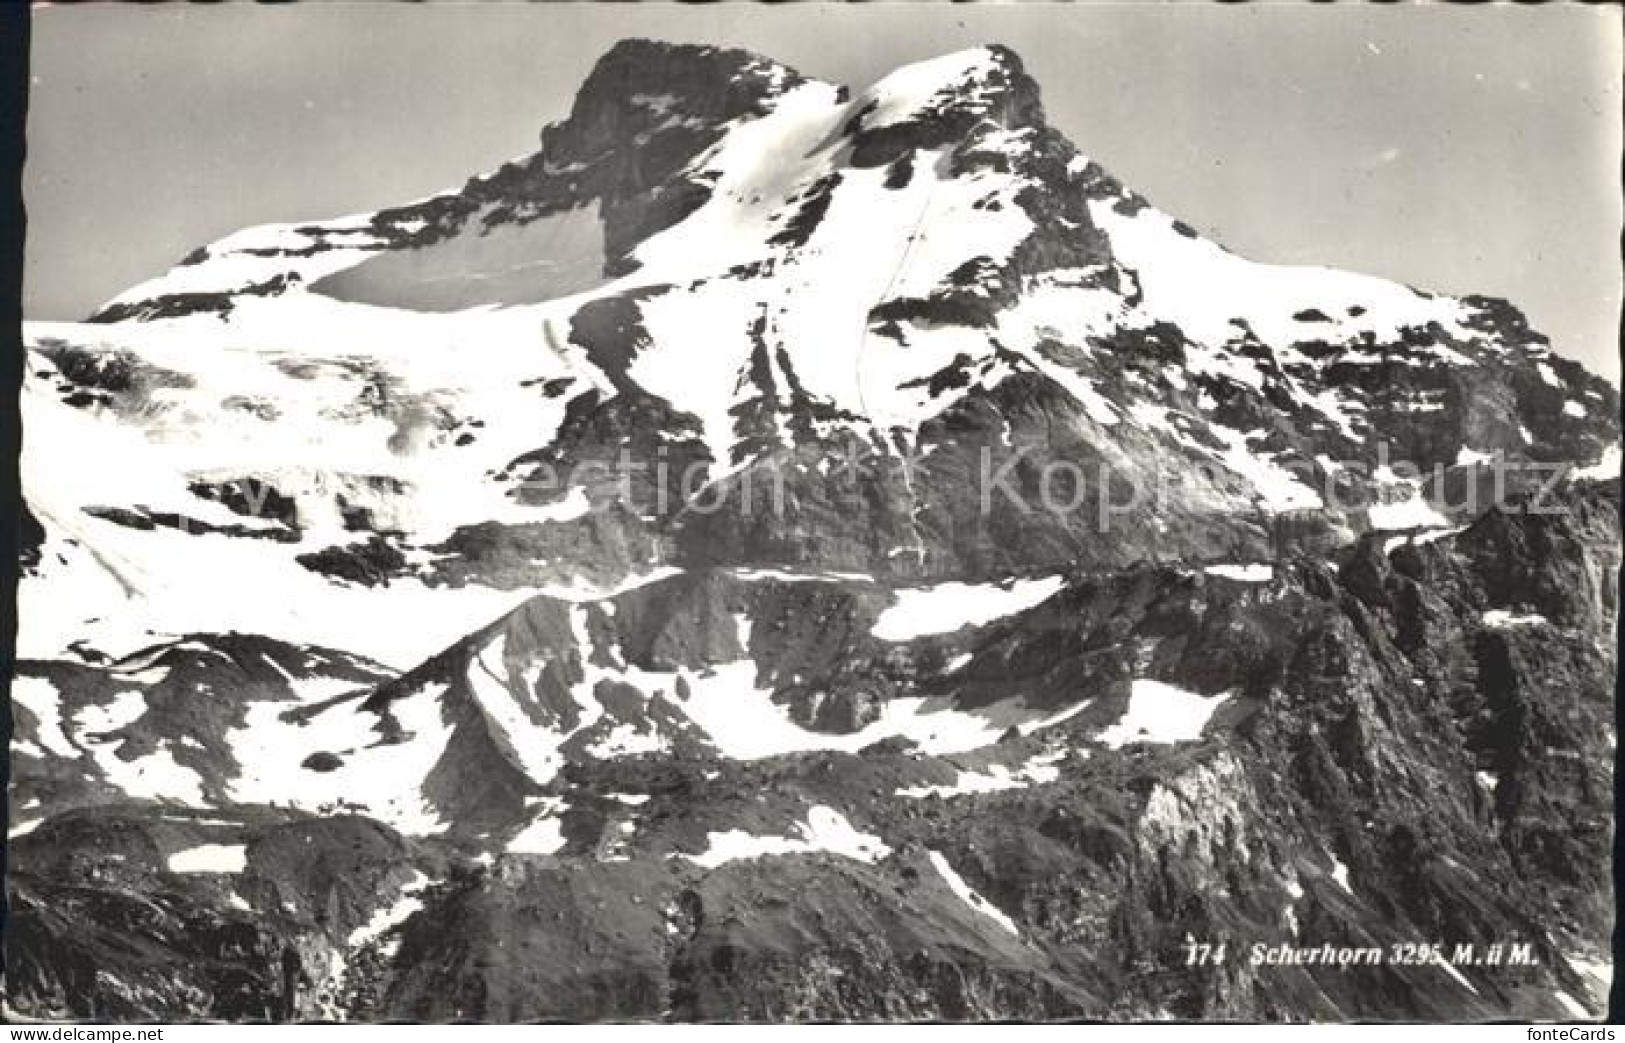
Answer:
[540, 38, 809, 165]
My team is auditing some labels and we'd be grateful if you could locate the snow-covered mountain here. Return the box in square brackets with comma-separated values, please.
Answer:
[8, 40, 1618, 1022]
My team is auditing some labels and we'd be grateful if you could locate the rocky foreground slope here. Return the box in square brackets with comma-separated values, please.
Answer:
[6, 40, 1618, 1021]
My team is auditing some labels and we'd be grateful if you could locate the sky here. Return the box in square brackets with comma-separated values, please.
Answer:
[22, 2, 1623, 381]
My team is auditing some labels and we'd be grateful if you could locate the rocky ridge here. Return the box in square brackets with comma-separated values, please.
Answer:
[6, 40, 1618, 1022]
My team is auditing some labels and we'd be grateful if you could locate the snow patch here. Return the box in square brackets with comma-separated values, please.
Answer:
[857, 48, 1008, 132]
[1090, 198, 1474, 353]
[1209, 427, 1323, 512]
[18, 316, 584, 667]
[1433, 955, 1481, 997]
[467, 634, 585, 786]
[1553, 991, 1592, 1020]
[74, 689, 148, 740]
[872, 576, 1064, 641]
[1366, 469, 1450, 531]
